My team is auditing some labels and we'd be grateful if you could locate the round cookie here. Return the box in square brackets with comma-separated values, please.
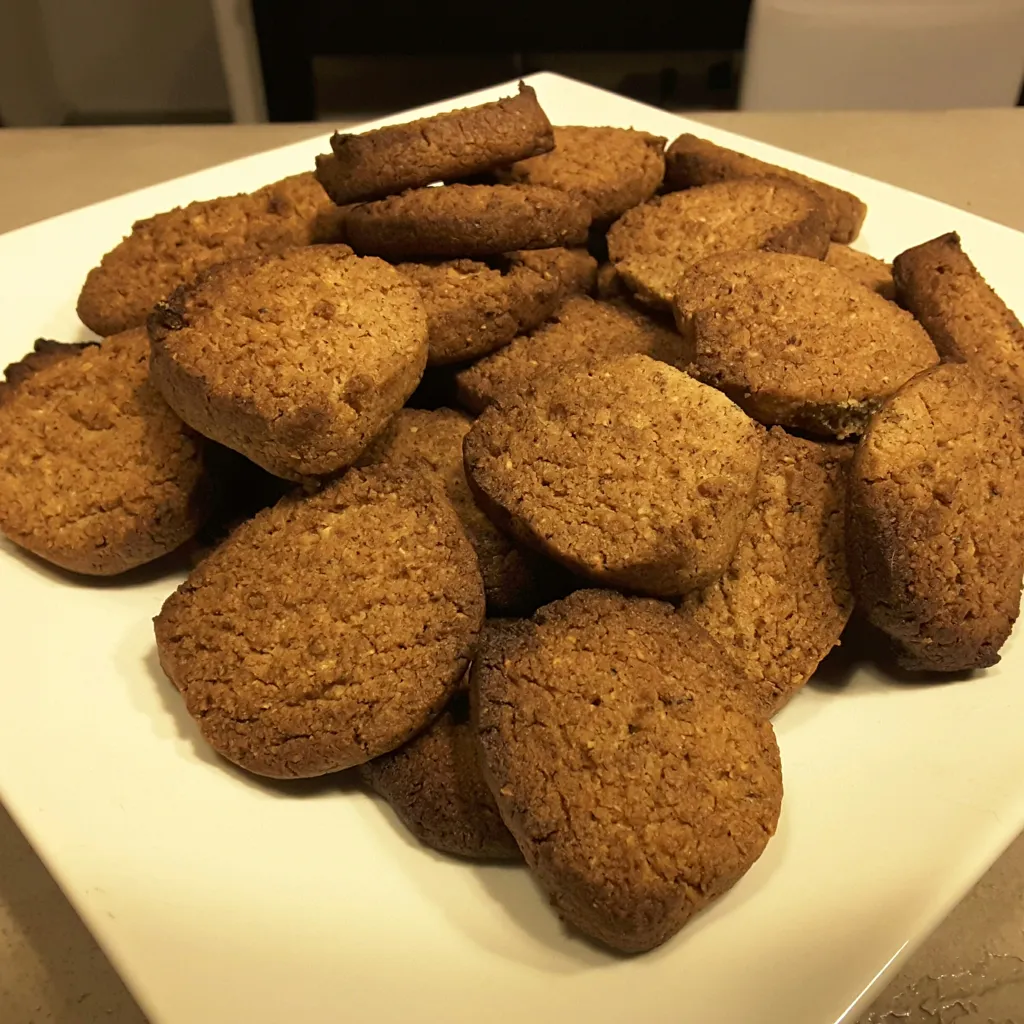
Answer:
[343, 184, 591, 260]
[356, 408, 569, 613]
[359, 621, 521, 860]
[397, 247, 596, 365]
[473, 589, 783, 953]
[453, 294, 690, 414]
[315, 83, 554, 205]
[496, 125, 666, 224]
[824, 243, 895, 299]
[847, 363, 1024, 672]
[679, 428, 854, 716]
[606, 177, 829, 308]
[674, 250, 939, 439]
[148, 245, 428, 480]
[154, 468, 486, 778]
[463, 354, 763, 596]
[78, 172, 337, 337]
[0, 331, 208, 575]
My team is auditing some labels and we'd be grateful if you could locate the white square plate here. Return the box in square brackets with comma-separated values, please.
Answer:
[1, 73, 1023, 1024]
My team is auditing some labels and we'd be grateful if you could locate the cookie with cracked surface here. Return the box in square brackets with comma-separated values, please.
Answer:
[664, 133, 867, 243]
[463, 354, 763, 596]
[496, 125, 666, 224]
[77, 172, 338, 337]
[473, 588, 783, 953]
[154, 468, 485, 778]
[453, 294, 689, 414]
[0, 330, 208, 575]
[357, 407, 570, 613]
[343, 184, 591, 260]
[847, 363, 1024, 672]
[606, 178, 829, 309]
[893, 232, 1024, 405]
[824, 244, 895, 299]
[674, 251, 939, 439]
[314, 83, 553, 205]
[148, 245, 428, 480]
[397, 247, 596, 366]
[359, 621, 522, 860]
[679, 428, 854, 716]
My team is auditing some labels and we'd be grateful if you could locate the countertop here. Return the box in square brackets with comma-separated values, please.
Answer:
[1, 109, 1023, 1023]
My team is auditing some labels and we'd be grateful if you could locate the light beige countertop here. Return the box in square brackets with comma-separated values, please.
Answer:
[1, 111, 1023, 1023]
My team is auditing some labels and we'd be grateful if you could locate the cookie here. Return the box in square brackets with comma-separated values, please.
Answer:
[679, 428, 853, 715]
[343, 184, 591, 260]
[893, 232, 1024, 405]
[674, 251, 939, 438]
[154, 468, 485, 778]
[148, 245, 428, 480]
[314, 83, 554, 205]
[463, 354, 763, 596]
[356, 408, 568, 613]
[77, 172, 337, 337]
[397, 247, 596, 365]
[606, 178, 829, 308]
[0, 330, 208, 575]
[824, 243, 895, 299]
[846, 363, 1024, 672]
[359, 621, 521, 860]
[495, 125, 666, 224]
[453, 295, 690, 414]
[663, 133, 867, 243]
[473, 589, 783, 953]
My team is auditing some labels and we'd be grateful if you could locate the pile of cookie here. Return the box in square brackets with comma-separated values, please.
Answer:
[2, 83, 1023, 954]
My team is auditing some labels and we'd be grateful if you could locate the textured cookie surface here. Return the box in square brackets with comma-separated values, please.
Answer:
[664, 133, 867, 243]
[847, 363, 1024, 672]
[78, 173, 336, 337]
[454, 295, 689, 414]
[154, 469, 485, 778]
[398, 247, 596, 365]
[496, 125, 666, 223]
[344, 184, 591, 260]
[356, 408, 565, 613]
[675, 251, 939, 438]
[607, 178, 829, 308]
[824, 244, 894, 299]
[148, 246, 428, 480]
[0, 330, 207, 574]
[474, 589, 782, 953]
[315, 83, 553, 205]
[680, 428, 853, 715]
[464, 354, 763, 596]
[893, 232, 1024, 404]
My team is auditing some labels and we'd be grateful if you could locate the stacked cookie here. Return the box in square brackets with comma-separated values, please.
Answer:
[2, 83, 1023, 955]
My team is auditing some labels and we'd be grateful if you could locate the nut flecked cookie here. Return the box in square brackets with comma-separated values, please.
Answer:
[824, 244, 895, 299]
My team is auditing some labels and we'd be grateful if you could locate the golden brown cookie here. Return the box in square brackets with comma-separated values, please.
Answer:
[0, 330, 208, 575]
[824, 244, 895, 299]
[356, 408, 570, 613]
[473, 589, 783, 953]
[847, 363, 1024, 672]
[664, 133, 867, 243]
[893, 232, 1024, 404]
[343, 184, 591, 260]
[154, 468, 485, 778]
[463, 354, 763, 596]
[148, 246, 427, 480]
[397, 248, 596, 365]
[496, 125, 666, 223]
[679, 428, 853, 715]
[675, 250, 939, 438]
[606, 178, 829, 308]
[77, 173, 337, 337]
[453, 294, 689, 414]
[314, 83, 554, 205]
